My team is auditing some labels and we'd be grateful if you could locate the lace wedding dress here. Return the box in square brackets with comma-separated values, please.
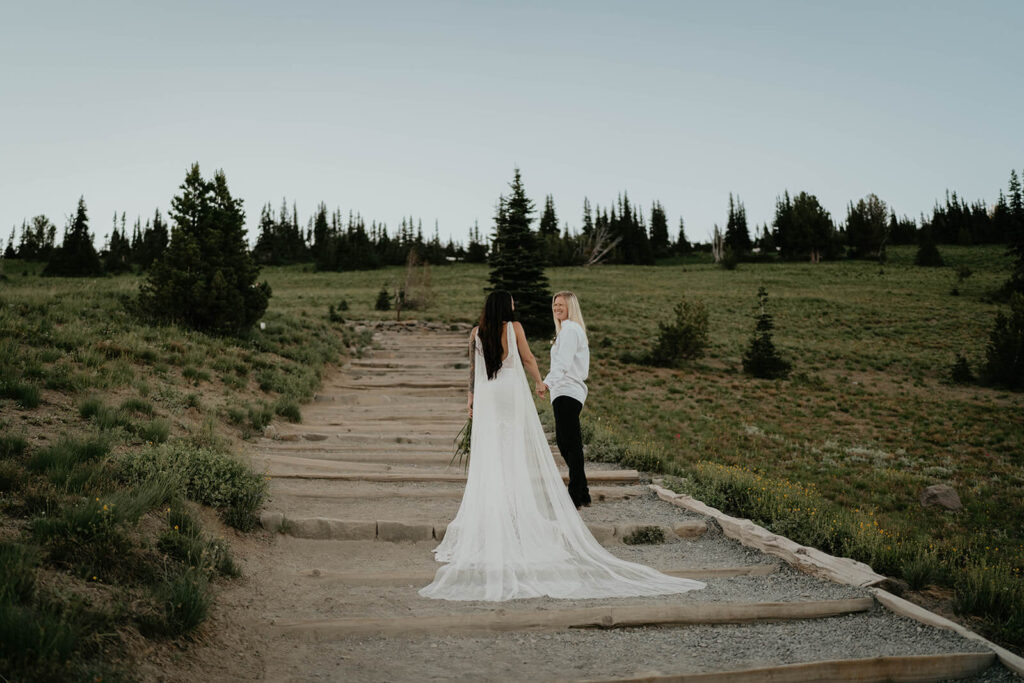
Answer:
[420, 323, 705, 601]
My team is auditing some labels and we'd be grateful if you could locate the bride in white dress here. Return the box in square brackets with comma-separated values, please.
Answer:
[420, 290, 705, 601]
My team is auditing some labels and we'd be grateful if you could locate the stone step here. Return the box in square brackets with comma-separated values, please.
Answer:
[272, 598, 876, 637]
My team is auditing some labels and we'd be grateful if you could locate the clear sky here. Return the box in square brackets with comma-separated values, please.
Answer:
[2, 1, 1022, 248]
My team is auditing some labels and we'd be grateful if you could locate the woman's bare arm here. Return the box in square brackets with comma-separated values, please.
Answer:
[467, 327, 477, 415]
[513, 322, 544, 390]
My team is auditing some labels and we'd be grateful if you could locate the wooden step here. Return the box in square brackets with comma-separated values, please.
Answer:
[274, 598, 875, 637]
[299, 565, 779, 586]
[578, 652, 996, 683]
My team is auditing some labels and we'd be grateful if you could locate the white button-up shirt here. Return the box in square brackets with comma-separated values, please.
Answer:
[544, 320, 589, 405]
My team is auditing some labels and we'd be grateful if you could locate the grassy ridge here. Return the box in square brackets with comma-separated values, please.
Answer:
[0, 264, 369, 679]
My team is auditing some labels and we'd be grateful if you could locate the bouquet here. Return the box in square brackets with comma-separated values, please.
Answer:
[449, 417, 471, 470]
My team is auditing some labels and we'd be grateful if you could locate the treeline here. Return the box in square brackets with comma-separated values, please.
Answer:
[5, 169, 1023, 276]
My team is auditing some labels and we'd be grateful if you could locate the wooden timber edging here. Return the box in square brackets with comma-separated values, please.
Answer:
[274, 597, 874, 638]
[259, 513, 708, 544]
[269, 469, 643, 484]
[647, 483, 1024, 677]
[300, 565, 779, 586]
[576, 652, 997, 683]
[647, 484, 887, 587]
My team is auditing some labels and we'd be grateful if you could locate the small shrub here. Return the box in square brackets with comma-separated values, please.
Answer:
[0, 433, 28, 458]
[30, 498, 131, 579]
[646, 297, 709, 367]
[949, 354, 974, 384]
[247, 403, 274, 432]
[719, 247, 739, 270]
[274, 398, 302, 423]
[185, 392, 202, 409]
[119, 397, 155, 416]
[28, 435, 110, 477]
[182, 366, 212, 384]
[0, 459, 25, 493]
[622, 526, 666, 545]
[901, 549, 941, 590]
[0, 602, 81, 678]
[78, 396, 103, 419]
[0, 542, 38, 603]
[374, 285, 391, 311]
[0, 379, 41, 408]
[116, 441, 268, 530]
[151, 568, 211, 637]
[328, 304, 345, 323]
[138, 418, 171, 444]
[225, 405, 247, 425]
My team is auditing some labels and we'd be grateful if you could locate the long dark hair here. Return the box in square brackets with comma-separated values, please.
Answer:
[478, 290, 515, 379]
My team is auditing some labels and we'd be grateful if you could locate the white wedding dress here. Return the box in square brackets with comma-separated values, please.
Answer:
[419, 323, 705, 601]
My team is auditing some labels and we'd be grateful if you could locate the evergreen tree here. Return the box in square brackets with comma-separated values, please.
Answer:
[776, 192, 837, 262]
[845, 193, 889, 260]
[487, 168, 552, 337]
[312, 202, 330, 266]
[138, 164, 270, 336]
[466, 221, 488, 262]
[675, 217, 692, 255]
[539, 195, 559, 236]
[581, 198, 593, 235]
[742, 287, 791, 379]
[888, 211, 917, 245]
[981, 293, 1024, 390]
[104, 211, 133, 274]
[16, 215, 57, 261]
[1005, 171, 1024, 296]
[724, 193, 751, 256]
[3, 228, 15, 259]
[43, 197, 103, 277]
[649, 201, 670, 257]
[914, 223, 944, 267]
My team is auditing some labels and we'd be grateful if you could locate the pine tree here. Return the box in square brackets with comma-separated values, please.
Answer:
[649, 201, 670, 257]
[845, 193, 889, 260]
[724, 193, 751, 256]
[581, 198, 593, 235]
[138, 164, 270, 336]
[742, 287, 791, 379]
[487, 168, 552, 337]
[914, 224, 944, 267]
[539, 195, 559, 236]
[1005, 170, 1024, 295]
[675, 217, 691, 255]
[43, 197, 103, 277]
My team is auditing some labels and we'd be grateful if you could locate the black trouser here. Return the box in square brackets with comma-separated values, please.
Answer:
[553, 396, 590, 508]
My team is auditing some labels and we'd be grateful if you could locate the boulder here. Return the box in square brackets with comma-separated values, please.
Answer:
[673, 520, 708, 539]
[919, 484, 962, 511]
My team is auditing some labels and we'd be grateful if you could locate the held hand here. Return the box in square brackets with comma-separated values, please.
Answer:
[536, 382, 548, 399]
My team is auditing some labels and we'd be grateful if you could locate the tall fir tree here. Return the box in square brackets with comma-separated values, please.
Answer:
[649, 201, 670, 257]
[724, 193, 751, 256]
[539, 195, 559, 236]
[845, 193, 889, 260]
[487, 168, 552, 337]
[1006, 170, 1024, 295]
[138, 164, 270, 335]
[43, 197, 103, 277]
[675, 217, 692, 254]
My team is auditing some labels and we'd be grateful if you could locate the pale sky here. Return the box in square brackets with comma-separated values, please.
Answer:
[2, 1, 1022, 248]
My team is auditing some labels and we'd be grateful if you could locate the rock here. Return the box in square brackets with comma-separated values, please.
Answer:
[288, 518, 376, 540]
[919, 484, 962, 511]
[303, 433, 328, 441]
[673, 520, 708, 539]
[263, 424, 279, 439]
[260, 511, 284, 533]
[279, 433, 300, 442]
[586, 524, 616, 544]
[377, 520, 433, 542]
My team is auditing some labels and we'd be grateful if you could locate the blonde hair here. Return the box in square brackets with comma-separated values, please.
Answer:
[552, 291, 587, 336]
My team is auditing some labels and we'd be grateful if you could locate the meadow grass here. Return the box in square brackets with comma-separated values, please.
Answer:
[0, 263, 365, 677]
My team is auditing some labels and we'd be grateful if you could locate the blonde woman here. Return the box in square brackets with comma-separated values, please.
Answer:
[540, 291, 591, 508]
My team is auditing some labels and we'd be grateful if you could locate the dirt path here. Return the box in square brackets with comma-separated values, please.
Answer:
[152, 323, 1017, 682]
